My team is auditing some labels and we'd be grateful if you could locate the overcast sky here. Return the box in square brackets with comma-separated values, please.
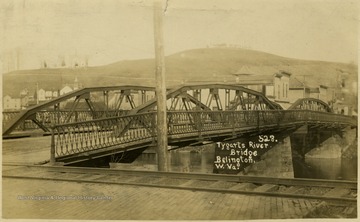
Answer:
[1, 0, 358, 70]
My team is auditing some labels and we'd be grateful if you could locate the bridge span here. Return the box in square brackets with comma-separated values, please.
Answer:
[2, 83, 357, 167]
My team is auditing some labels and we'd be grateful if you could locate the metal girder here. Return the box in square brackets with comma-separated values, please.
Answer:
[130, 83, 281, 114]
[26, 113, 50, 132]
[31, 118, 50, 132]
[127, 95, 136, 109]
[225, 89, 230, 110]
[65, 93, 91, 123]
[3, 85, 155, 136]
[85, 98, 97, 119]
[289, 98, 332, 112]
[4, 84, 288, 137]
[205, 88, 223, 111]
[113, 115, 155, 139]
[115, 93, 125, 111]
[184, 93, 212, 111]
[169, 97, 180, 110]
[115, 89, 136, 110]
[104, 91, 109, 113]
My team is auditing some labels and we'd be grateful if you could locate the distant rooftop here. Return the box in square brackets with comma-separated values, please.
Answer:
[232, 65, 280, 76]
[289, 77, 323, 89]
[233, 66, 292, 85]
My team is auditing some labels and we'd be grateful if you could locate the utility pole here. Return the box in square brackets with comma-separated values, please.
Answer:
[36, 83, 39, 105]
[153, 0, 169, 171]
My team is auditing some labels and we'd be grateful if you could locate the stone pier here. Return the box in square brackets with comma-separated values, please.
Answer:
[239, 137, 294, 178]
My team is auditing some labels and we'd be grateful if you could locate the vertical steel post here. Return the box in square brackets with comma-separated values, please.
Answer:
[54, 103, 60, 124]
[154, 0, 169, 171]
[50, 126, 56, 164]
[104, 91, 109, 116]
[225, 89, 230, 110]
[141, 90, 146, 104]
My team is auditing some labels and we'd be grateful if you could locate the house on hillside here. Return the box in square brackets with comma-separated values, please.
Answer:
[3, 95, 21, 111]
[37, 89, 46, 102]
[19, 88, 30, 108]
[60, 85, 73, 96]
[45, 90, 53, 100]
[20, 89, 29, 97]
[60, 78, 83, 96]
[36, 88, 59, 102]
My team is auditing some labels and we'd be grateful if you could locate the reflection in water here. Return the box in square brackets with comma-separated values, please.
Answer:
[340, 158, 358, 181]
[169, 151, 215, 173]
[114, 147, 357, 181]
[134, 150, 215, 173]
[300, 158, 357, 181]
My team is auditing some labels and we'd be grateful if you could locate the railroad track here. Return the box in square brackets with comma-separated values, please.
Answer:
[3, 163, 357, 203]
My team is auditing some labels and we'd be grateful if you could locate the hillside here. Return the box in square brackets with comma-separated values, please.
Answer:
[3, 47, 357, 97]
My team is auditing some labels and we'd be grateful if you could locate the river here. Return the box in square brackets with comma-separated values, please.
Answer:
[112, 145, 357, 181]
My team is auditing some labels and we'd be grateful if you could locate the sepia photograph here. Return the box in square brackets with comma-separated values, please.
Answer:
[1, 0, 358, 220]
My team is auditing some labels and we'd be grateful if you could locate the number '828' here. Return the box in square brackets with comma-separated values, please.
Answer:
[258, 135, 275, 142]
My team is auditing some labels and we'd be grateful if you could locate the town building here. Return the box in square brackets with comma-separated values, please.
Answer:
[288, 77, 330, 103]
[19, 88, 30, 109]
[36, 88, 59, 102]
[3, 95, 21, 111]
[37, 88, 46, 101]
[233, 66, 292, 108]
[60, 85, 73, 96]
[59, 77, 83, 96]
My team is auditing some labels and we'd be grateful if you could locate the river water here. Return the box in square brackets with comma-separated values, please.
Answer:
[293, 157, 357, 181]
[114, 145, 357, 181]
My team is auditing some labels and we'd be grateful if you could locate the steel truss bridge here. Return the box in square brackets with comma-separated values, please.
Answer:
[2, 84, 357, 165]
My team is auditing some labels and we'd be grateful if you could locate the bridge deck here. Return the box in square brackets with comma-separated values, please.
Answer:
[49, 110, 355, 165]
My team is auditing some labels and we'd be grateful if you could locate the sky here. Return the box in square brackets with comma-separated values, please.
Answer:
[1, 0, 359, 71]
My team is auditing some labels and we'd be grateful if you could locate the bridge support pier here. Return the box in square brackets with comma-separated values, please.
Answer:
[239, 136, 294, 178]
[289, 125, 347, 178]
[290, 126, 339, 160]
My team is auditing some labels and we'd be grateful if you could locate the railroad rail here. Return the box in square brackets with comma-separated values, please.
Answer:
[3, 164, 357, 203]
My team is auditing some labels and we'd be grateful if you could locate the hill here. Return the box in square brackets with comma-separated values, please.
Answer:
[2, 47, 357, 97]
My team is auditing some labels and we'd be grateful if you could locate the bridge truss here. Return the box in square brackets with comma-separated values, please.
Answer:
[3, 83, 357, 165]
[130, 83, 283, 114]
[3, 86, 155, 136]
[288, 98, 333, 113]
[3, 84, 282, 137]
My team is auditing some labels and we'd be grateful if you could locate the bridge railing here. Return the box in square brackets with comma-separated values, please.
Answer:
[2, 111, 28, 130]
[290, 110, 357, 125]
[167, 110, 280, 134]
[50, 110, 356, 160]
[51, 112, 155, 159]
[279, 110, 357, 125]
[3, 111, 20, 122]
